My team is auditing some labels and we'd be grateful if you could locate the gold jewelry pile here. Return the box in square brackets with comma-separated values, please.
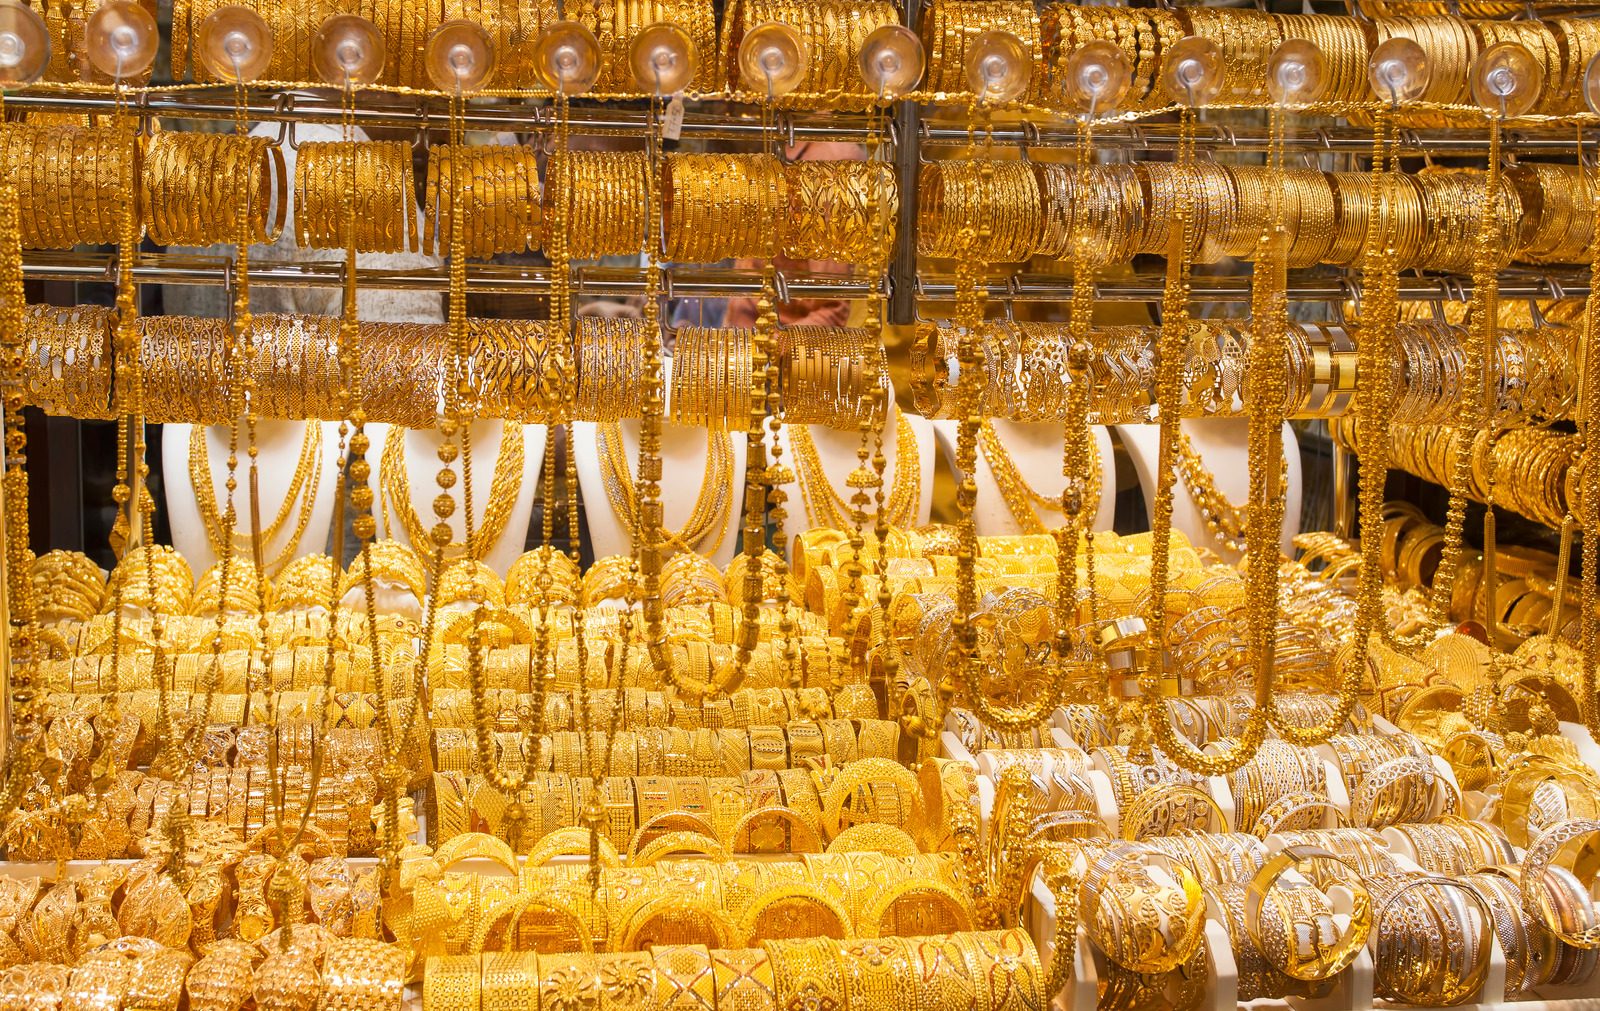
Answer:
[6, 2, 1600, 1010]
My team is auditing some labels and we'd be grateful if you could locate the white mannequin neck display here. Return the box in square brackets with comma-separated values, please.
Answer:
[766, 390, 937, 548]
[163, 419, 345, 577]
[1116, 418, 1302, 560]
[378, 420, 547, 576]
[575, 357, 749, 570]
[930, 419, 1118, 535]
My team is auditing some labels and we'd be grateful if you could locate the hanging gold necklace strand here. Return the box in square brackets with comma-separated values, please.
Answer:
[1135, 105, 1271, 776]
[597, 422, 733, 556]
[791, 414, 920, 529]
[1174, 430, 1287, 555]
[978, 419, 1102, 535]
[379, 423, 524, 559]
[189, 423, 322, 575]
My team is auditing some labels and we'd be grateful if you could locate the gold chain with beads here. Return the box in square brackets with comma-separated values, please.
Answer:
[1135, 104, 1271, 774]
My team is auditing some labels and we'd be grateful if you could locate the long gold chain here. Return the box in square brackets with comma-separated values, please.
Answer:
[596, 422, 732, 555]
[0, 111, 38, 820]
[1578, 123, 1600, 734]
[1135, 105, 1270, 774]
[190, 423, 322, 575]
[947, 119, 1078, 732]
[378, 423, 524, 560]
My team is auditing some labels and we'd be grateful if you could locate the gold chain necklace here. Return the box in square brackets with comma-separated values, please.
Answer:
[596, 422, 734, 555]
[977, 419, 1102, 536]
[1174, 430, 1288, 555]
[791, 414, 919, 529]
[188, 423, 322, 576]
[380, 423, 524, 560]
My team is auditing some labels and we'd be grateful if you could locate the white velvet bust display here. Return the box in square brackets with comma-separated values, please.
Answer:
[931, 419, 1118, 535]
[164, 419, 346, 576]
[575, 357, 749, 570]
[1116, 418, 1302, 559]
[377, 420, 548, 575]
[765, 387, 937, 548]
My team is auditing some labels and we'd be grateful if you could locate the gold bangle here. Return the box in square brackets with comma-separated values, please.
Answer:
[651, 946, 718, 1011]
[319, 938, 407, 1011]
[1076, 841, 1206, 976]
[597, 952, 656, 1011]
[762, 937, 848, 1011]
[856, 878, 974, 939]
[433, 831, 520, 878]
[622, 897, 734, 951]
[537, 951, 599, 1011]
[1244, 844, 1373, 982]
[708, 947, 779, 1011]
[735, 883, 853, 946]
[425, 954, 482, 1011]
[481, 951, 538, 1011]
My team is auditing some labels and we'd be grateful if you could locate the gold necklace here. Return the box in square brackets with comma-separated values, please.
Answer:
[791, 414, 919, 529]
[977, 419, 1102, 535]
[1174, 430, 1288, 555]
[596, 422, 734, 555]
[188, 423, 322, 577]
[380, 423, 524, 560]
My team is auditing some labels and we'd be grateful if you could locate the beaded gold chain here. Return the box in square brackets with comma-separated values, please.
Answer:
[0, 101, 37, 820]
[946, 114, 1078, 733]
[1173, 429, 1283, 555]
[1580, 126, 1600, 735]
[1135, 105, 1270, 775]
[378, 422, 525, 561]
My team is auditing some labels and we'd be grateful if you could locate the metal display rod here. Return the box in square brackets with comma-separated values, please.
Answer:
[25, 251, 1588, 305]
[920, 118, 1600, 154]
[9, 88, 1598, 155]
[5, 88, 887, 143]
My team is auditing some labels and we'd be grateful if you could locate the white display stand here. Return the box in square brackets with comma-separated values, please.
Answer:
[574, 358, 748, 570]
[767, 397, 936, 547]
[930, 420, 1118, 534]
[163, 420, 346, 576]
[379, 421, 547, 576]
[1115, 418, 1302, 559]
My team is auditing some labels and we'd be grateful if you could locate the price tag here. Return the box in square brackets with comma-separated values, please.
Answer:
[662, 95, 685, 141]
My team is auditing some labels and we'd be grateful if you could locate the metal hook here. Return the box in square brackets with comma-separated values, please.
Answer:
[416, 104, 431, 151]
[1019, 119, 1040, 158]
[1000, 275, 1016, 321]
[916, 119, 936, 164]
[911, 275, 933, 323]
[1527, 297, 1546, 327]
[273, 93, 292, 148]
[133, 91, 154, 137]
[1336, 276, 1360, 325]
